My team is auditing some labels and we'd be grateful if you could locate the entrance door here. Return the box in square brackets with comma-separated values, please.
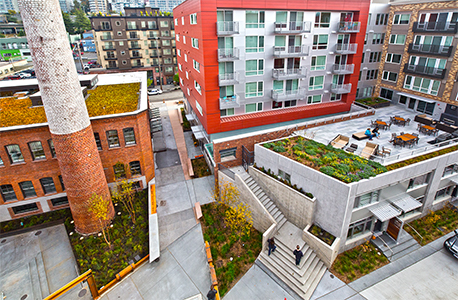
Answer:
[408, 98, 416, 109]
[387, 217, 403, 241]
[374, 220, 383, 232]
[287, 57, 300, 70]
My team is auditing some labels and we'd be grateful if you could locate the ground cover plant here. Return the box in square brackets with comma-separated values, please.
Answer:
[404, 204, 458, 245]
[191, 156, 211, 178]
[386, 145, 458, 171]
[0, 208, 71, 233]
[331, 241, 388, 283]
[355, 97, 389, 106]
[309, 224, 336, 246]
[263, 136, 387, 183]
[181, 108, 191, 131]
[0, 96, 47, 127]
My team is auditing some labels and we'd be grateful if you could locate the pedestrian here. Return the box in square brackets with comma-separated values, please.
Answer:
[372, 126, 380, 139]
[268, 237, 276, 256]
[293, 245, 303, 266]
[365, 128, 374, 140]
[207, 285, 218, 300]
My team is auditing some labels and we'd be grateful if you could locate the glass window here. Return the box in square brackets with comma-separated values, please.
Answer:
[59, 175, 65, 191]
[94, 132, 102, 150]
[0, 155, 3, 166]
[19, 181, 37, 198]
[278, 169, 291, 181]
[246, 11, 265, 28]
[347, 217, 373, 239]
[315, 12, 331, 28]
[312, 35, 328, 50]
[386, 53, 402, 64]
[220, 147, 237, 161]
[106, 130, 120, 148]
[408, 173, 431, 189]
[194, 81, 202, 94]
[12, 203, 39, 215]
[191, 38, 199, 48]
[220, 108, 235, 117]
[311, 56, 326, 71]
[245, 82, 263, 98]
[246, 59, 264, 76]
[389, 34, 406, 45]
[40, 177, 56, 194]
[375, 13, 388, 25]
[380, 88, 393, 100]
[47, 139, 56, 158]
[28, 141, 46, 160]
[404, 75, 440, 96]
[354, 190, 380, 208]
[309, 76, 324, 90]
[435, 186, 453, 200]
[123, 128, 136, 145]
[190, 13, 197, 24]
[51, 196, 68, 207]
[382, 71, 398, 82]
[307, 95, 322, 104]
[372, 33, 385, 45]
[113, 163, 126, 179]
[1, 184, 17, 202]
[330, 93, 342, 101]
[130, 161, 142, 175]
[246, 36, 264, 53]
[160, 21, 169, 27]
[393, 14, 410, 25]
[443, 165, 458, 177]
[245, 102, 263, 113]
[193, 60, 200, 72]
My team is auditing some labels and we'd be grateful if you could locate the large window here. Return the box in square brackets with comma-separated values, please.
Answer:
[190, 13, 197, 24]
[106, 130, 120, 148]
[314, 12, 331, 28]
[193, 60, 200, 72]
[366, 69, 378, 80]
[386, 53, 402, 64]
[191, 38, 199, 49]
[375, 13, 388, 25]
[246, 59, 264, 76]
[123, 128, 136, 145]
[160, 20, 169, 27]
[347, 217, 373, 239]
[3, 146, 22, 164]
[354, 190, 379, 208]
[220, 108, 234, 117]
[309, 76, 324, 90]
[220, 147, 237, 161]
[28, 141, 46, 160]
[408, 173, 431, 189]
[94, 132, 102, 150]
[113, 164, 126, 179]
[194, 81, 202, 94]
[307, 95, 322, 104]
[245, 102, 263, 113]
[246, 36, 264, 53]
[444, 165, 458, 177]
[393, 14, 410, 25]
[245, 82, 263, 98]
[369, 52, 381, 63]
[12, 203, 39, 215]
[382, 71, 398, 83]
[435, 186, 454, 200]
[404, 75, 440, 96]
[130, 161, 142, 176]
[1, 184, 17, 202]
[312, 35, 328, 50]
[372, 33, 385, 45]
[47, 139, 56, 158]
[379, 88, 393, 100]
[40, 177, 56, 194]
[389, 34, 406, 45]
[246, 11, 265, 28]
[19, 181, 37, 198]
[311, 56, 326, 71]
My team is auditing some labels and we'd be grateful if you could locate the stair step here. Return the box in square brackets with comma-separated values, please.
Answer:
[265, 201, 275, 211]
[273, 210, 283, 220]
[390, 244, 421, 261]
[255, 190, 265, 198]
[277, 217, 287, 229]
[252, 186, 261, 194]
[268, 245, 313, 276]
[259, 195, 269, 204]
[261, 197, 270, 205]
[35, 253, 50, 297]
[269, 207, 279, 216]
[391, 238, 419, 255]
[303, 263, 327, 300]
[28, 258, 43, 299]
[244, 177, 254, 185]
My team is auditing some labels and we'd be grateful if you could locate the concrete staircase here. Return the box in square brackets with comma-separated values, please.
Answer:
[372, 231, 420, 261]
[28, 253, 50, 299]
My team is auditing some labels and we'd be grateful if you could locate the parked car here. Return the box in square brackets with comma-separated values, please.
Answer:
[18, 72, 32, 78]
[83, 64, 90, 70]
[444, 230, 458, 258]
[6, 74, 22, 80]
[22, 69, 35, 76]
[88, 60, 98, 65]
[148, 88, 163, 95]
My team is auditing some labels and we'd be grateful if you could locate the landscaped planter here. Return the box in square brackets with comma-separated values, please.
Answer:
[355, 97, 390, 109]
[303, 224, 340, 268]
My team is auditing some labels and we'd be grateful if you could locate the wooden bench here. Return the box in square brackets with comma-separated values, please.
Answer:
[194, 201, 203, 220]
[177, 108, 183, 124]
[188, 158, 194, 177]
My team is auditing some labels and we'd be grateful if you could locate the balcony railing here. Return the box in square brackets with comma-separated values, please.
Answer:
[274, 21, 311, 34]
[335, 43, 357, 54]
[150, 53, 159, 58]
[128, 35, 140, 40]
[338, 21, 361, 33]
[271, 88, 306, 101]
[332, 64, 355, 75]
[130, 54, 142, 59]
[100, 35, 113, 40]
[129, 44, 141, 50]
[217, 48, 240, 61]
[331, 83, 352, 94]
[216, 21, 239, 35]
[407, 44, 453, 57]
[413, 22, 458, 34]
[219, 95, 240, 109]
[218, 72, 239, 86]
[149, 43, 159, 49]
[403, 64, 446, 80]
[148, 35, 159, 40]
[104, 56, 117, 60]
[105, 64, 118, 69]
[273, 45, 309, 58]
[272, 67, 307, 80]
[102, 45, 115, 50]
[132, 63, 144, 68]
[127, 26, 137, 30]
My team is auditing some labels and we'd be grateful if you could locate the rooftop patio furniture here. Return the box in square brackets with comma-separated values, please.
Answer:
[361, 141, 378, 159]
[330, 134, 350, 149]
[382, 146, 391, 157]
[390, 133, 397, 143]
[375, 120, 388, 130]
[371, 120, 377, 128]
[436, 122, 458, 133]
[414, 114, 435, 126]
[346, 143, 358, 153]
[352, 131, 370, 141]
[406, 118, 411, 126]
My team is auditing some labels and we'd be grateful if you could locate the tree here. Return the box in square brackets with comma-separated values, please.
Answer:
[62, 11, 75, 34]
[17, 30, 25, 37]
[112, 179, 137, 224]
[88, 193, 112, 247]
[173, 73, 179, 85]
[7, 10, 16, 15]
[72, 0, 82, 11]
[73, 9, 91, 34]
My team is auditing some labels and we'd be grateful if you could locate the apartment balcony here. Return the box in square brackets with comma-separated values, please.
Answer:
[100, 36, 113, 41]
[148, 35, 159, 40]
[272, 67, 307, 80]
[132, 63, 144, 68]
[127, 36, 140, 40]
[102, 45, 115, 51]
[218, 72, 239, 86]
[104, 56, 117, 60]
[271, 88, 306, 101]
[407, 43, 453, 57]
[335, 43, 357, 54]
[331, 83, 352, 94]
[332, 64, 355, 75]
[338, 21, 361, 33]
[127, 26, 137, 31]
[129, 45, 141, 50]
[149, 53, 159, 58]
[412, 22, 458, 34]
[273, 21, 311, 34]
[216, 21, 239, 35]
[130, 54, 142, 59]
[149, 44, 160, 49]
[105, 64, 118, 69]
[403, 64, 446, 80]
[217, 48, 240, 61]
[273, 45, 309, 58]
[219, 95, 240, 109]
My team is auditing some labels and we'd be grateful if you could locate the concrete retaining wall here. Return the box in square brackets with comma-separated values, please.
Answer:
[302, 224, 340, 268]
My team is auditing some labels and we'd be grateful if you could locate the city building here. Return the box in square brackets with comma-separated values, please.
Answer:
[0, 37, 31, 62]
[0, 73, 154, 224]
[111, 0, 146, 14]
[58, 0, 74, 13]
[89, 0, 108, 14]
[81, 32, 96, 52]
[148, 0, 183, 13]
[0, 0, 19, 14]
[90, 7, 177, 85]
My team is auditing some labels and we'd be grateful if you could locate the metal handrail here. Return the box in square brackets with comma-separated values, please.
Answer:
[376, 233, 394, 259]
[218, 163, 235, 180]
[405, 222, 424, 245]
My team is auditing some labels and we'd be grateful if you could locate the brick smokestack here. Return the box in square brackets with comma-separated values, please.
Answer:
[19, 0, 114, 234]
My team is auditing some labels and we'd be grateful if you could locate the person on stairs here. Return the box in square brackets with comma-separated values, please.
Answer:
[207, 285, 218, 300]
[293, 245, 303, 266]
[268, 237, 276, 256]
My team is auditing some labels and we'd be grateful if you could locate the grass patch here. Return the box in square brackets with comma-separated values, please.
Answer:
[404, 204, 458, 245]
[191, 157, 211, 178]
[201, 202, 262, 297]
[309, 224, 335, 246]
[181, 108, 191, 131]
[331, 241, 388, 283]
[355, 97, 389, 106]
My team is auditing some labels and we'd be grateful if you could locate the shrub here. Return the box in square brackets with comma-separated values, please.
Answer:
[273, 145, 286, 152]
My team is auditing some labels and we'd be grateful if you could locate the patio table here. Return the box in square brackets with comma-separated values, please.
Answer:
[421, 125, 436, 135]
[375, 120, 388, 130]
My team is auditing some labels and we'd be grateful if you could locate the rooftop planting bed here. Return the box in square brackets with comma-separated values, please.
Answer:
[262, 136, 387, 183]
[0, 83, 140, 128]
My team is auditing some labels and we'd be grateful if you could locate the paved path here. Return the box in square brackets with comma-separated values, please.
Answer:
[167, 101, 191, 180]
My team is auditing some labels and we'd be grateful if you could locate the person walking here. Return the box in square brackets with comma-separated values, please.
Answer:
[293, 245, 303, 266]
[268, 237, 276, 256]
[207, 285, 217, 300]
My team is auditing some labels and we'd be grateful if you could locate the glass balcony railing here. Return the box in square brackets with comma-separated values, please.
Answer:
[274, 21, 311, 34]
[216, 21, 239, 35]
[219, 95, 240, 109]
[413, 22, 457, 34]
[338, 21, 361, 33]
[335, 43, 357, 54]
[272, 67, 307, 80]
[273, 45, 309, 57]
[403, 64, 446, 80]
[331, 83, 352, 94]
[271, 88, 306, 101]
[332, 64, 355, 75]
[218, 72, 239, 86]
[217, 48, 240, 61]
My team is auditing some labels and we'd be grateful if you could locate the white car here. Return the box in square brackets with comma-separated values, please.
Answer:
[148, 89, 163, 95]
[18, 72, 32, 78]
[83, 64, 90, 70]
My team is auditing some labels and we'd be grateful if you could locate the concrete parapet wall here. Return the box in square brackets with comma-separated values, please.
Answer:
[302, 224, 340, 268]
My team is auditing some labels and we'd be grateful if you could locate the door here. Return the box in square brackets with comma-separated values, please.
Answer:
[431, 36, 441, 52]
[288, 35, 301, 53]
[287, 58, 300, 70]
[387, 217, 403, 241]
[437, 13, 448, 30]
[333, 75, 345, 85]
[374, 220, 383, 232]
[408, 98, 416, 109]
[290, 12, 303, 29]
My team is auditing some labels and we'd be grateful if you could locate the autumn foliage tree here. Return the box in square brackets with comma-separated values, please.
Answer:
[112, 179, 137, 224]
[88, 193, 112, 247]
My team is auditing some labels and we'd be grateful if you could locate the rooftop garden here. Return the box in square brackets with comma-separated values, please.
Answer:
[262, 136, 387, 183]
[355, 97, 390, 107]
[0, 83, 140, 128]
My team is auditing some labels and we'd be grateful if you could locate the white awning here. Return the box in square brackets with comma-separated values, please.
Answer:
[449, 176, 458, 185]
[185, 114, 195, 121]
[397, 92, 436, 103]
[369, 203, 401, 222]
[390, 194, 422, 213]
[194, 131, 205, 140]
[191, 126, 200, 134]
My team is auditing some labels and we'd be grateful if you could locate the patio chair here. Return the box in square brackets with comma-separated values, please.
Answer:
[390, 133, 397, 143]
[406, 118, 411, 126]
[406, 139, 415, 148]
[346, 143, 358, 153]
[382, 146, 391, 156]
[387, 122, 392, 130]
[371, 120, 377, 128]
[412, 133, 419, 137]
[400, 132, 404, 135]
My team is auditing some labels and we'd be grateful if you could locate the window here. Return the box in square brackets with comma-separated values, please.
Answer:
[307, 95, 322, 104]
[407, 173, 431, 189]
[435, 186, 453, 200]
[193, 60, 200, 72]
[311, 56, 326, 71]
[386, 53, 402, 64]
[382, 71, 398, 82]
[393, 14, 410, 25]
[106, 130, 120, 148]
[375, 13, 388, 25]
[278, 169, 291, 182]
[312, 35, 328, 50]
[176, 33, 180, 42]
[361, 52, 365, 64]
[245, 59, 264, 76]
[94, 133, 102, 150]
[347, 217, 373, 239]
[59, 175, 65, 191]
[149, 21, 158, 29]
[366, 69, 378, 80]
[284, 100, 297, 108]
[184, 53, 187, 62]
[185, 71, 189, 79]
[191, 38, 199, 49]
[404, 76, 440, 96]
[330, 93, 342, 101]
[245, 102, 263, 113]
[245, 82, 263, 98]
[161, 30, 170, 37]
[443, 165, 458, 177]
[416, 100, 436, 115]
[379, 88, 393, 100]
[369, 52, 381, 63]
[220, 108, 235, 117]
[246, 36, 264, 53]
[358, 87, 373, 98]
[183, 36, 186, 44]
[127, 21, 136, 30]
[354, 190, 379, 208]
[0, 155, 3, 166]
[389, 34, 406, 45]
[47, 139, 56, 158]
[314, 12, 331, 28]
[160, 21, 169, 27]
[130, 161, 142, 175]
[190, 13, 197, 24]
[40, 177, 56, 194]
[220, 147, 236, 161]
[372, 33, 385, 45]
[182, 17, 185, 25]
[113, 164, 126, 179]
[246, 11, 265, 28]
[12, 203, 39, 215]
[1, 184, 17, 202]
[28, 141, 46, 160]
[162, 39, 171, 46]
[123, 128, 136, 145]
[194, 81, 202, 94]
[177, 49, 181, 57]
[309, 76, 324, 90]
[19, 181, 37, 198]
[51, 197, 68, 207]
